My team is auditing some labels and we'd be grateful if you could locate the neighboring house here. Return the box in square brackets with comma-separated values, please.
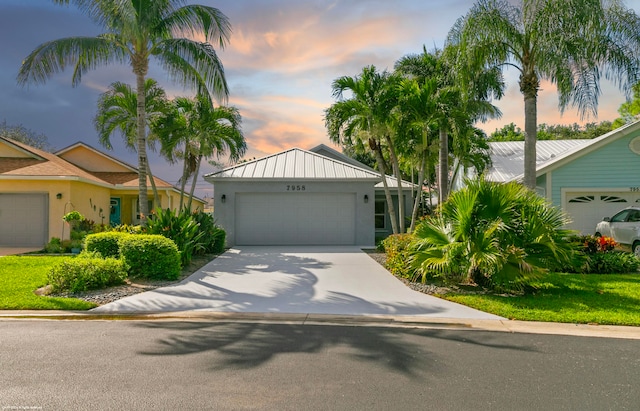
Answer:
[205, 145, 416, 247]
[0, 137, 204, 247]
[456, 120, 640, 234]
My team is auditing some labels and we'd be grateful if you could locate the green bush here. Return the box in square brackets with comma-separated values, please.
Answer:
[45, 237, 64, 254]
[556, 235, 640, 274]
[190, 210, 226, 254]
[84, 232, 130, 258]
[381, 234, 415, 279]
[119, 234, 181, 280]
[47, 255, 128, 293]
[145, 208, 205, 266]
[586, 252, 640, 274]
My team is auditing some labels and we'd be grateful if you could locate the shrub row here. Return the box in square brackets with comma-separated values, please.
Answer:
[48, 253, 128, 293]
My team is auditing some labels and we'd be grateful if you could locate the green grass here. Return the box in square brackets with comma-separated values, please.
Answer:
[0, 256, 96, 310]
[442, 272, 640, 326]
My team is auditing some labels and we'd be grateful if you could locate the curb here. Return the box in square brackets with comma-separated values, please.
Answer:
[1, 310, 640, 340]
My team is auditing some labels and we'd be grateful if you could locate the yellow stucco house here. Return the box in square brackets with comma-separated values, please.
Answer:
[0, 136, 204, 247]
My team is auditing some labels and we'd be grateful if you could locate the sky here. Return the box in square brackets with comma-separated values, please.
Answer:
[1, 0, 640, 199]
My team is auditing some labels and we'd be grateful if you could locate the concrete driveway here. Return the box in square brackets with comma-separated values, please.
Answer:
[0, 247, 41, 256]
[92, 246, 503, 319]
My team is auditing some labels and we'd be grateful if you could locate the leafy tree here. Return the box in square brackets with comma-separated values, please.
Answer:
[18, 0, 231, 224]
[411, 177, 575, 292]
[0, 121, 53, 151]
[613, 82, 640, 127]
[489, 121, 616, 141]
[449, 0, 640, 189]
[488, 123, 525, 141]
[325, 66, 403, 233]
[94, 78, 169, 204]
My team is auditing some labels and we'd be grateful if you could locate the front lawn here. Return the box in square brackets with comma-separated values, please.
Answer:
[0, 256, 96, 310]
[442, 272, 640, 326]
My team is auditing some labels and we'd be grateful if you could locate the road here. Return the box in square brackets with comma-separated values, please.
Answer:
[1, 319, 638, 410]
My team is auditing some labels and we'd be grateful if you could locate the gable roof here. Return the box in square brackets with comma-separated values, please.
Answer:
[485, 121, 640, 182]
[205, 147, 381, 181]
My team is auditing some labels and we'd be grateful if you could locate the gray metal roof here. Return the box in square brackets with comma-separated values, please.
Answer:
[205, 147, 382, 180]
[486, 140, 590, 182]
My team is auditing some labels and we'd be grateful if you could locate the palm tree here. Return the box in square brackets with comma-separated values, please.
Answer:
[449, 0, 640, 189]
[154, 95, 246, 210]
[17, 0, 231, 223]
[325, 66, 402, 234]
[94, 78, 169, 205]
[395, 47, 502, 204]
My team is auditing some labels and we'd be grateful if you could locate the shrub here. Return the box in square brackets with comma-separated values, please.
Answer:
[586, 252, 640, 274]
[85, 232, 130, 258]
[109, 224, 143, 234]
[47, 255, 128, 293]
[381, 234, 415, 279]
[45, 237, 64, 254]
[557, 235, 639, 274]
[145, 208, 205, 266]
[119, 234, 181, 280]
[190, 210, 227, 254]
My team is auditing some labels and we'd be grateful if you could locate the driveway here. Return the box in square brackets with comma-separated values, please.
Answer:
[0, 247, 41, 256]
[92, 246, 503, 319]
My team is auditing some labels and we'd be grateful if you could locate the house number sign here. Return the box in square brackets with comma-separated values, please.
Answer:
[286, 185, 306, 191]
[630, 187, 640, 192]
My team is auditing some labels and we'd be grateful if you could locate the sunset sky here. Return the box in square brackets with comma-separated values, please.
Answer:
[1, 0, 640, 198]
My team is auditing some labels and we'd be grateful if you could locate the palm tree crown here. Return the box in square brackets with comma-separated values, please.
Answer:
[18, 0, 232, 222]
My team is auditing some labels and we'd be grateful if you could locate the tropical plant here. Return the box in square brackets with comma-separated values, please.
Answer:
[154, 95, 245, 210]
[449, 0, 640, 189]
[62, 211, 83, 222]
[18, 0, 232, 224]
[190, 210, 226, 254]
[94, 78, 170, 204]
[145, 207, 205, 266]
[325, 66, 403, 233]
[411, 177, 576, 291]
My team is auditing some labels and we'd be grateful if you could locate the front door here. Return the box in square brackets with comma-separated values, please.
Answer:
[109, 198, 121, 226]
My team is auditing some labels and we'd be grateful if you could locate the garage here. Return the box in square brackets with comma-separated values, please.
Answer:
[0, 193, 48, 247]
[235, 192, 356, 245]
[565, 192, 640, 234]
[206, 148, 380, 247]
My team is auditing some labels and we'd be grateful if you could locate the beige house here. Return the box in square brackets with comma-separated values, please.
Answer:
[0, 137, 204, 247]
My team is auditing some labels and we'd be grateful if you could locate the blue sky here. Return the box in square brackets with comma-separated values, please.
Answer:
[1, 0, 639, 198]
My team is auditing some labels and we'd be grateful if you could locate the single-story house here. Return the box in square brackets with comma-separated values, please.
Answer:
[0, 137, 204, 247]
[456, 120, 640, 234]
[204, 144, 415, 247]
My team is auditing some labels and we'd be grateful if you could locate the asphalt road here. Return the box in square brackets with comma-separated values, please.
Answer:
[1, 320, 638, 410]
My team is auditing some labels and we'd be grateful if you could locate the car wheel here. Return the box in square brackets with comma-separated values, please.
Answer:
[633, 242, 640, 259]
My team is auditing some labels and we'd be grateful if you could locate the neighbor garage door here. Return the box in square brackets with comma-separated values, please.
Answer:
[0, 193, 48, 247]
[235, 192, 356, 245]
[565, 192, 640, 234]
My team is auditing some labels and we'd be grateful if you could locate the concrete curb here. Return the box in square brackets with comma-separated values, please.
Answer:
[2, 310, 639, 340]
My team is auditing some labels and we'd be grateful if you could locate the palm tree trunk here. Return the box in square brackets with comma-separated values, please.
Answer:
[371, 138, 398, 234]
[386, 135, 405, 233]
[136, 73, 149, 225]
[523, 94, 537, 190]
[178, 155, 189, 211]
[187, 155, 203, 211]
[410, 151, 426, 232]
[438, 128, 449, 204]
[147, 163, 160, 207]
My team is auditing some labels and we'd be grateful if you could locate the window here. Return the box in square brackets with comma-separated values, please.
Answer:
[610, 209, 632, 223]
[375, 200, 386, 229]
[133, 199, 154, 223]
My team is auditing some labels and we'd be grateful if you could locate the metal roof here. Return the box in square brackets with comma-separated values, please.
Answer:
[486, 140, 590, 182]
[205, 147, 382, 180]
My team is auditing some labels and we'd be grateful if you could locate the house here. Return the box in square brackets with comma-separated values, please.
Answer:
[204, 145, 415, 247]
[0, 137, 204, 247]
[461, 120, 640, 234]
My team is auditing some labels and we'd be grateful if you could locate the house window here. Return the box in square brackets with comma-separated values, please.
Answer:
[133, 199, 154, 223]
[375, 200, 386, 229]
[601, 196, 627, 203]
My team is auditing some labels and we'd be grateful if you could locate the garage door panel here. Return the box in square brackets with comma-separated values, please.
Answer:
[565, 193, 640, 234]
[236, 193, 355, 245]
[0, 193, 48, 247]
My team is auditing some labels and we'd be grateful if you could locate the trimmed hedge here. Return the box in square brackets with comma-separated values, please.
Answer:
[119, 234, 181, 280]
[381, 234, 415, 279]
[84, 232, 130, 258]
[47, 254, 128, 293]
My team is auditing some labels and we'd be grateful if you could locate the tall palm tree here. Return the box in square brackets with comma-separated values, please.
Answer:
[17, 0, 231, 223]
[449, 0, 640, 189]
[325, 66, 402, 234]
[395, 47, 503, 204]
[94, 78, 169, 205]
[155, 95, 246, 210]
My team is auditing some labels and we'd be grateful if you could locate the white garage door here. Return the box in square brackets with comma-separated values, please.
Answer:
[565, 192, 640, 234]
[235, 192, 356, 245]
[0, 193, 48, 247]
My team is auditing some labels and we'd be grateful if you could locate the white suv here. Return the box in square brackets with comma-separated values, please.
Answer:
[595, 206, 640, 257]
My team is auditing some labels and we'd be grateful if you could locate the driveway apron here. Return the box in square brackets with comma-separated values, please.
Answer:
[92, 246, 503, 319]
